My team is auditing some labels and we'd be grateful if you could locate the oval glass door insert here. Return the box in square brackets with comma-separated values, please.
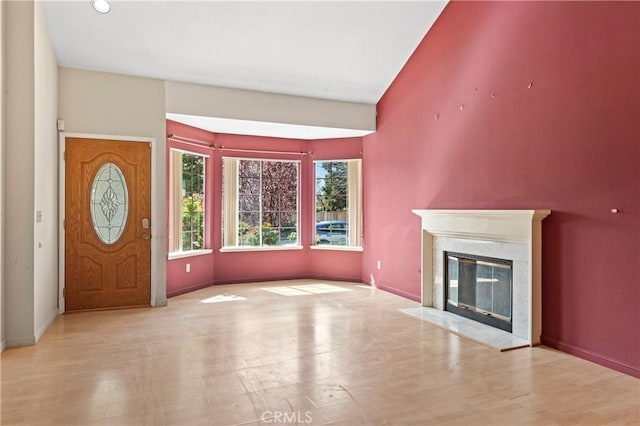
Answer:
[90, 162, 129, 244]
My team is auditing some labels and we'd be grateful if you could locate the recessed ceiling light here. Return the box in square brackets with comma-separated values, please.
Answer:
[91, 0, 111, 14]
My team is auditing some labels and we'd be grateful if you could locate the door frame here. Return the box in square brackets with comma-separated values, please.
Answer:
[58, 132, 163, 314]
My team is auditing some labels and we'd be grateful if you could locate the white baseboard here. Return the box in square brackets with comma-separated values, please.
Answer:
[1, 339, 6, 352]
[7, 336, 36, 347]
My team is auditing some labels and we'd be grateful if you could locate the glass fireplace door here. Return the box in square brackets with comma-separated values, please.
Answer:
[445, 252, 513, 332]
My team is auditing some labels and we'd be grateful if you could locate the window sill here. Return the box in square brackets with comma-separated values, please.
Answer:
[168, 249, 213, 260]
[310, 245, 363, 252]
[220, 245, 304, 253]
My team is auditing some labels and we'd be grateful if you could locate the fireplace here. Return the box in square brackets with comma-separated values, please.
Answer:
[444, 252, 512, 332]
[409, 209, 550, 349]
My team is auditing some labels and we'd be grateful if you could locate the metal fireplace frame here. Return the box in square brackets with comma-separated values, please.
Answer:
[443, 251, 513, 332]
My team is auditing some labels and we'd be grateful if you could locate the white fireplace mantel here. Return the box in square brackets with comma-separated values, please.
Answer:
[411, 209, 551, 347]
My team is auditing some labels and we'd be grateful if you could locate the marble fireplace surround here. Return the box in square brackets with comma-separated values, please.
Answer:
[410, 209, 551, 348]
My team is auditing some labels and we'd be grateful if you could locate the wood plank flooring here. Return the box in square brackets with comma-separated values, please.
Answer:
[1, 279, 638, 425]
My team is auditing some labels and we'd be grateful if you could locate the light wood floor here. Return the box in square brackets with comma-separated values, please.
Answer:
[2, 279, 638, 425]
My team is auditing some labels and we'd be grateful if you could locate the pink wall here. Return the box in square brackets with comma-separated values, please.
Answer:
[166, 121, 363, 295]
[362, 1, 639, 377]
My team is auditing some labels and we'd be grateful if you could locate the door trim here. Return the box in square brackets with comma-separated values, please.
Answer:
[58, 132, 164, 314]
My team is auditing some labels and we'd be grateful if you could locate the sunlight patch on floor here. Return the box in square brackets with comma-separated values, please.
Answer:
[200, 294, 247, 304]
[262, 284, 352, 296]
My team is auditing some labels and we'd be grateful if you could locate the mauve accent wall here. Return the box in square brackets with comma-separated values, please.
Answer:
[166, 120, 363, 296]
[362, 2, 639, 377]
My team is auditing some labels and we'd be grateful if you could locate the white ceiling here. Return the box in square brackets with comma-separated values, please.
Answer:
[43, 0, 447, 138]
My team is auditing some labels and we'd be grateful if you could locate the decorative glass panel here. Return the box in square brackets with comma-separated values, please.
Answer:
[90, 163, 129, 244]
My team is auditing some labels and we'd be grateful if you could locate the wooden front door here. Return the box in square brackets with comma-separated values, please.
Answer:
[65, 138, 151, 311]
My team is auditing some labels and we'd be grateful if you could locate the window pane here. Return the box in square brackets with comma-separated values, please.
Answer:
[172, 152, 206, 253]
[261, 223, 280, 246]
[261, 191, 279, 211]
[239, 194, 260, 211]
[239, 160, 261, 178]
[239, 177, 260, 196]
[263, 211, 280, 227]
[280, 211, 297, 228]
[280, 228, 297, 244]
[315, 161, 350, 246]
[240, 211, 260, 227]
[279, 192, 297, 211]
[239, 225, 259, 246]
[226, 158, 299, 247]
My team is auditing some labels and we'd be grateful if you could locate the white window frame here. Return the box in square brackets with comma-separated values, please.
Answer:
[312, 159, 363, 251]
[221, 157, 302, 252]
[168, 148, 211, 259]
